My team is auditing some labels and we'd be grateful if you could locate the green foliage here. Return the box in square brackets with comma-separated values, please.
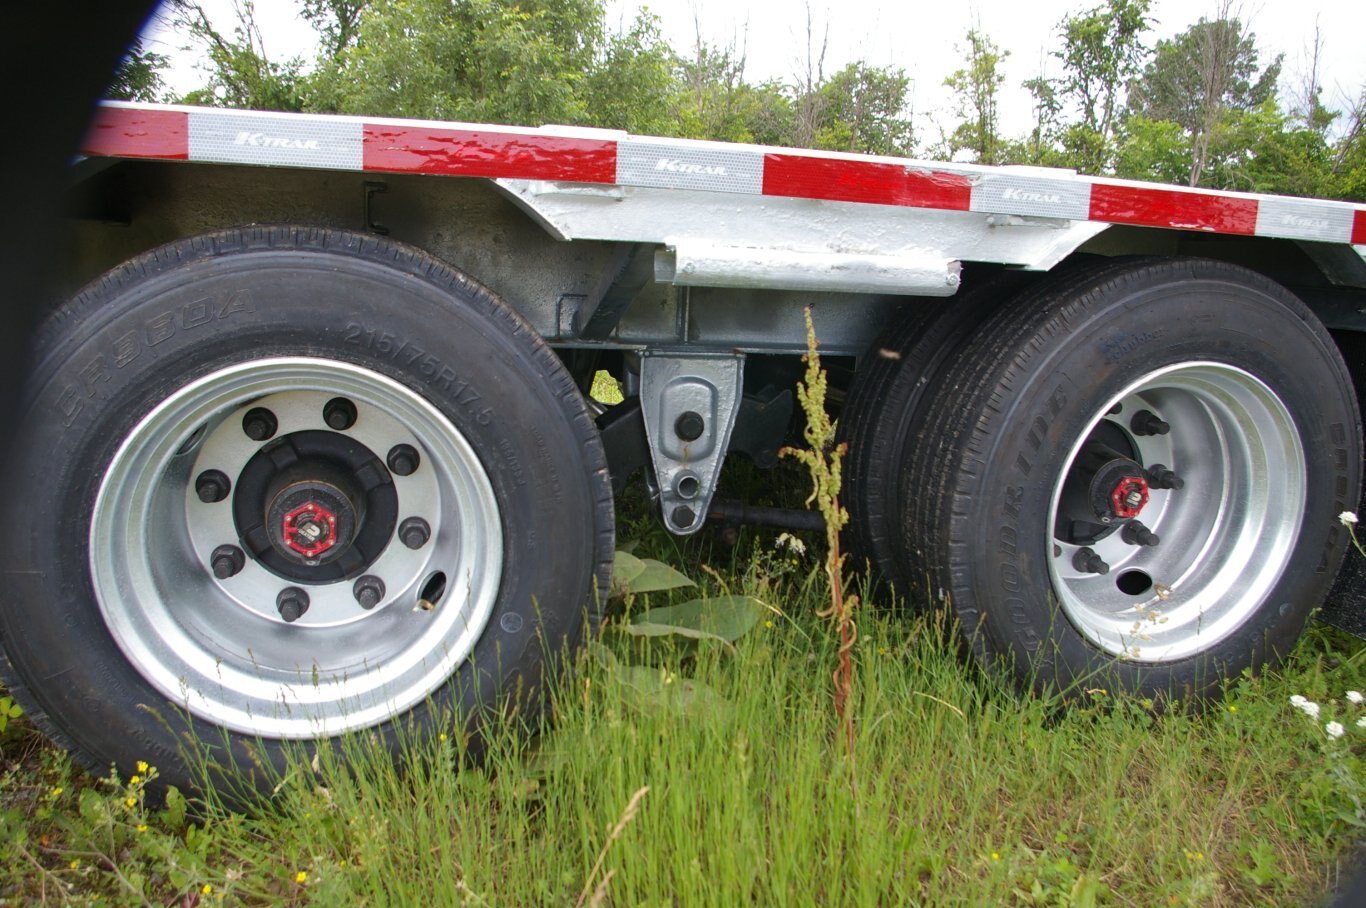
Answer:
[106, 36, 169, 103]
[813, 62, 915, 156]
[169, 1, 307, 111]
[310, 0, 600, 124]
[0, 696, 21, 734]
[944, 30, 1007, 164]
[626, 595, 769, 644]
[1050, 0, 1153, 173]
[1125, 15, 1282, 186]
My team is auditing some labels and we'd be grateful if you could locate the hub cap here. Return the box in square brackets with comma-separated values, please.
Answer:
[90, 358, 503, 737]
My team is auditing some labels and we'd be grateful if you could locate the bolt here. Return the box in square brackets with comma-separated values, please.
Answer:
[1073, 547, 1110, 575]
[1121, 520, 1160, 547]
[195, 470, 231, 503]
[674, 411, 705, 442]
[672, 505, 696, 528]
[387, 444, 421, 477]
[1146, 464, 1184, 490]
[353, 575, 386, 610]
[399, 516, 431, 549]
[210, 544, 245, 579]
[242, 407, 278, 441]
[1108, 403, 1123, 415]
[1130, 409, 1170, 436]
[276, 587, 310, 623]
[1124, 489, 1145, 509]
[323, 397, 358, 431]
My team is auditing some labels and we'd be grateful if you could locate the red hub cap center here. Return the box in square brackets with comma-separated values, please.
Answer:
[282, 502, 338, 557]
[1110, 476, 1150, 520]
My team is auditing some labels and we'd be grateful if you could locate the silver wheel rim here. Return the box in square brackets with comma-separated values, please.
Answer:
[90, 358, 503, 737]
[1047, 362, 1305, 662]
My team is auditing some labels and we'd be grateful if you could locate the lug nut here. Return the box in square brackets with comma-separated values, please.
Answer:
[1073, 547, 1110, 575]
[323, 397, 358, 431]
[195, 469, 231, 503]
[210, 544, 246, 579]
[1121, 520, 1160, 547]
[671, 505, 696, 528]
[353, 575, 386, 610]
[674, 411, 705, 442]
[1146, 464, 1184, 490]
[399, 516, 431, 549]
[1130, 410, 1170, 436]
[242, 407, 278, 441]
[387, 444, 421, 477]
[276, 587, 310, 623]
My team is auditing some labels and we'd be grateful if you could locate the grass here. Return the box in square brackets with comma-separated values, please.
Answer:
[1, 459, 1364, 904]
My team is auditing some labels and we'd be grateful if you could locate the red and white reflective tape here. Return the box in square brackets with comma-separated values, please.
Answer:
[84, 103, 1366, 245]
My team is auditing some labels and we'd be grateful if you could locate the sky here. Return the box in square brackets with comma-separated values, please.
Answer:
[140, 0, 1366, 139]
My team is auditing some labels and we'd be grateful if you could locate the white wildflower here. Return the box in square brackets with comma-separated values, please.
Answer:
[1348, 690, 1363, 705]
[1358, 716, 1366, 728]
[1290, 696, 1321, 719]
[1340, 511, 1359, 526]
[774, 532, 806, 556]
[1326, 721, 1345, 739]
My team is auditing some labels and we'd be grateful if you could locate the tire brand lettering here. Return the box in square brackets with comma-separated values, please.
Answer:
[1003, 486, 1023, 520]
[1100, 328, 1164, 363]
[234, 131, 321, 151]
[53, 291, 255, 428]
[1014, 385, 1068, 477]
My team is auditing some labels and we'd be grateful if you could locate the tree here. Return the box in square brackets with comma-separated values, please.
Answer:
[1125, 5, 1281, 186]
[1052, 0, 1152, 173]
[581, 11, 677, 134]
[301, 0, 370, 61]
[816, 62, 914, 156]
[309, 0, 603, 125]
[107, 36, 169, 102]
[944, 29, 1006, 164]
[170, 0, 306, 111]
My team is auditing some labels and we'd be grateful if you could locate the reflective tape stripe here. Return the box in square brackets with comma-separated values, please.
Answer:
[971, 173, 1090, 220]
[1089, 184, 1258, 235]
[616, 138, 763, 194]
[1255, 198, 1357, 243]
[763, 155, 973, 210]
[189, 110, 363, 170]
[363, 124, 617, 182]
[83, 106, 188, 160]
[1355, 210, 1366, 245]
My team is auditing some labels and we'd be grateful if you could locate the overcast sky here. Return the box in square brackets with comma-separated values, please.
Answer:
[141, 0, 1366, 138]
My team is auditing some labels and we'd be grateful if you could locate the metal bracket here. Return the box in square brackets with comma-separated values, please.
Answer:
[639, 352, 745, 535]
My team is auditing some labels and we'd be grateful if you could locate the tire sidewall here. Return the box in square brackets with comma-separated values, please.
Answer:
[951, 262, 1359, 697]
[0, 229, 609, 785]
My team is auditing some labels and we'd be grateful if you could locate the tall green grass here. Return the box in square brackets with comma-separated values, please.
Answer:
[4, 552, 1363, 904]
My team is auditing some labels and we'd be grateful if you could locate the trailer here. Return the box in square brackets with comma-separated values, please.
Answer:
[2, 100, 1364, 788]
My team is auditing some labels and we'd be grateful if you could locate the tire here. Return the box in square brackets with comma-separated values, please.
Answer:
[841, 271, 1027, 597]
[0, 226, 614, 791]
[901, 258, 1361, 699]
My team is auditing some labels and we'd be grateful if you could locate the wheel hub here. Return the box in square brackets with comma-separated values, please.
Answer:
[280, 498, 340, 559]
[233, 429, 398, 582]
[1054, 433, 1150, 545]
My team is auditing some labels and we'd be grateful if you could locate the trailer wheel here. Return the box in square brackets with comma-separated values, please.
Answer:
[0, 227, 613, 790]
[902, 259, 1360, 699]
[841, 273, 1026, 597]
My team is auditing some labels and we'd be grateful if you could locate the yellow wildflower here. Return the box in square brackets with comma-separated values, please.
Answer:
[296, 871, 308, 884]
[136, 761, 149, 773]
[202, 884, 213, 895]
